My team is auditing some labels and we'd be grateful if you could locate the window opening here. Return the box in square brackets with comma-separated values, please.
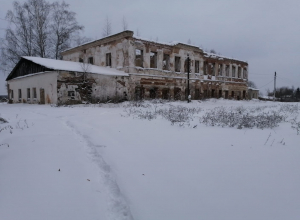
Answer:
[195, 61, 200, 73]
[175, 56, 181, 72]
[106, 53, 112, 67]
[163, 54, 170, 70]
[150, 52, 157, 68]
[135, 49, 143, 67]
[88, 57, 93, 64]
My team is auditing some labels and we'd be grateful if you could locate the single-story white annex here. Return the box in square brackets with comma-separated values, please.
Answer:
[6, 56, 129, 104]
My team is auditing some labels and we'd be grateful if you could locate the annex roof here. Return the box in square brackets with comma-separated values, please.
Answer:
[22, 57, 128, 76]
[6, 56, 128, 81]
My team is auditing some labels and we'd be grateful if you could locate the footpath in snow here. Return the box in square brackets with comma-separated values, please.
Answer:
[1, 99, 300, 220]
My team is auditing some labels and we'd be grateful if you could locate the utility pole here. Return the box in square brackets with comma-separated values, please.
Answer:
[187, 54, 190, 103]
[274, 72, 276, 101]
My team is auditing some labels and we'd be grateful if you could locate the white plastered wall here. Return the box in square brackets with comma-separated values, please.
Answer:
[7, 71, 58, 104]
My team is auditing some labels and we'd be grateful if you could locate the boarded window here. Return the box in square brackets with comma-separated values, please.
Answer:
[33, 88, 37, 98]
[175, 56, 181, 72]
[163, 54, 170, 70]
[135, 49, 143, 67]
[195, 61, 200, 73]
[225, 65, 229, 76]
[88, 57, 93, 64]
[150, 52, 157, 68]
[232, 66, 236, 77]
[106, 53, 112, 66]
[27, 88, 30, 99]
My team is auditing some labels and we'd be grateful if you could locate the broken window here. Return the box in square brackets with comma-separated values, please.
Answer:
[211, 89, 215, 98]
[27, 88, 30, 99]
[68, 91, 75, 100]
[79, 58, 84, 63]
[11, 90, 14, 99]
[203, 61, 208, 75]
[218, 64, 222, 76]
[225, 65, 229, 77]
[232, 66, 236, 77]
[33, 88, 37, 99]
[150, 52, 157, 68]
[238, 67, 241, 78]
[135, 49, 143, 67]
[195, 61, 200, 73]
[149, 88, 157, 99]
[106, 53, 112, 67]
[163, 54, 170, 70]
[88, 57, 93, 64]
[231, 91, 235, 98]
[175, 56, 181, 72]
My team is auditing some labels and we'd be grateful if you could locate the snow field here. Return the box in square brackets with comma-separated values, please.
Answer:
[0, 99, 300, 220]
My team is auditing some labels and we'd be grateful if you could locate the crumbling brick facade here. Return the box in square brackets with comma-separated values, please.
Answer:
[61, 30, 249, 101]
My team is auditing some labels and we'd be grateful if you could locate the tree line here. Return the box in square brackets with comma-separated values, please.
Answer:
[267, 86, 300, 102]
[0, 0, 91, 74]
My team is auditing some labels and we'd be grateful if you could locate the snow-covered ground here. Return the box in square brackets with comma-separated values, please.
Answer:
[1, 100, 299, 220]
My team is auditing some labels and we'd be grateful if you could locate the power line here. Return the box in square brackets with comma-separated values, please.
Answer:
[258, 80, 274, 89]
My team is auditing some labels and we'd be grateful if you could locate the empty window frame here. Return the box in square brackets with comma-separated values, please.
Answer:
[106, 53, 112, 66]
[203, 61, 208, 75]
[195, 60, 200, 73]
[163, 54, 170, 70]
[209, 63, 215, 76]
[79, 58, 84, 63]
[18, 89, 22, 100]
[150, 52, 157, 68]
[88, 57, 94, 64]
[175, 56, 181, 72]
[225, 65, 230, 77]
[135, 49, 143, 67]
[11, 90, 14, 99]
[33, 88, 37, 99]
[27, 88, 30, 99]
[232, 66, 236, 77]
[218, 64, 222, 76]
[243, 68, 247, 78]
[238, 67, 241, 78]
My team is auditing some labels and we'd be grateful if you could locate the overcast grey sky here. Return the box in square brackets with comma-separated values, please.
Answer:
[1, 0, 300, 95]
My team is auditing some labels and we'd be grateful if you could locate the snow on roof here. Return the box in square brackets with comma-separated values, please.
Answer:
[133, 35, 202, 49]
[248, 87, 259, 91]
[203, 52, 247, 63]
[22, 57, 128, 76]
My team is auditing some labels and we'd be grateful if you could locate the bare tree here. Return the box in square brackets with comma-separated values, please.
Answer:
[51, 1, 84, 59]
[1, 1, 35, 72]
[248, 80, 257, 88]
[122, 16, 128, 31]
[102, 16, 112, 37]
[1, 0, 84, 74]
[187, 39, 191, 44]
[24, 0, 52, 58]
[72, 35, 93, 47]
